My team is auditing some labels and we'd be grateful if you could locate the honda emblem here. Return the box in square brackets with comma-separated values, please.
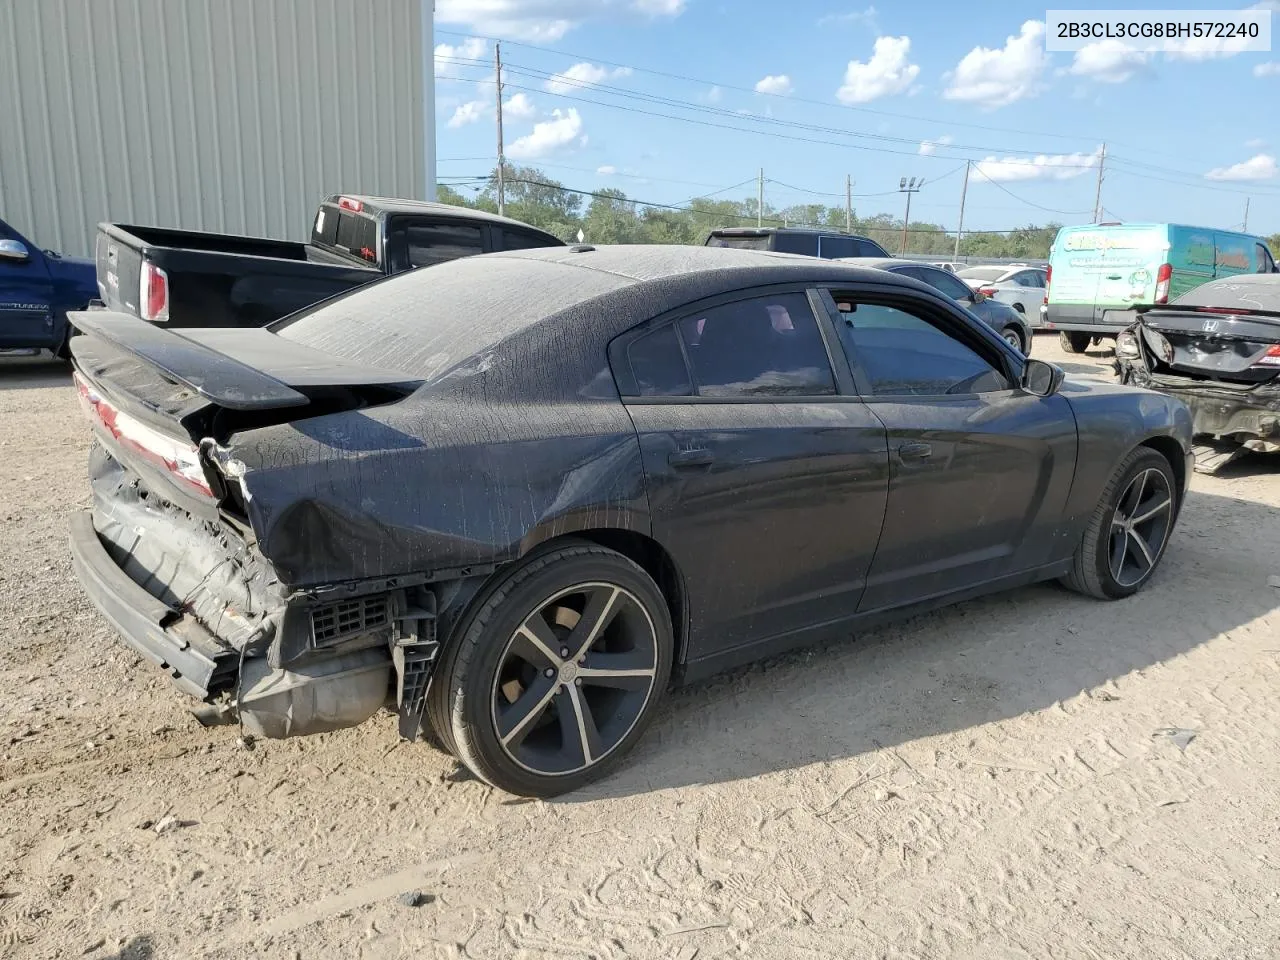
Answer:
[1201, 319, 1219, 332]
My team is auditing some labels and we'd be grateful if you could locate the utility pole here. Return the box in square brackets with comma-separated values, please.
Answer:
[1243, 196, 1250, 232]
[898, 177, 922, 255]
[757, 168, 764, 228]
[953, 160, 971, 261]
[495, 43, 506, 217]
[845, 175, 853, 233]
[1092, 142, 1106, 223]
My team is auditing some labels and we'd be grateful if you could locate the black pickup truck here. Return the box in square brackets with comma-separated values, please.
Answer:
[95, 196, 564, 327]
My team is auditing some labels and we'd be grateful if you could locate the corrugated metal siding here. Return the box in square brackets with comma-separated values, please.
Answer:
[0, 0, 425, 257]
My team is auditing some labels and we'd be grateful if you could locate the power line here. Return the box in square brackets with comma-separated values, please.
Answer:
[435, 29, 1117, 149]
[447, 175, 1072, 234]
[971, 165, 1093, 216]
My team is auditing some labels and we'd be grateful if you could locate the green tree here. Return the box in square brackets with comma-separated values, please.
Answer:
[582, 188, 641, 244]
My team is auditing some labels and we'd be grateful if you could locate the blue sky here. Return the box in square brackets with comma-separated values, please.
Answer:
[433, 1, 1280, 235]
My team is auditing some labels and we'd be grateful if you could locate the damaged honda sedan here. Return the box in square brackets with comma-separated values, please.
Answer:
[1115, 274, 1280, 473]
[69, 245, 1194, 797]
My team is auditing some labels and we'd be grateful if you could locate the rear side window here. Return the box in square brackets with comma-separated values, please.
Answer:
[816, 235, 854, 259]
[917, 268, 974, 301]
[627, 326, 691, 397]
[852, 238, 887, 257]
[705, 234, 771, 250]
[334, 212, 379, 264]
[501, 229, 556, 251]
[678, 292, 835, 397]
[393, 220, 485, 269]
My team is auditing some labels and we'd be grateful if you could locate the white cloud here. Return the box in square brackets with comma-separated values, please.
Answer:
[434, 37, 487, 79]
[1069, 39, 1150, 83]
[944, 20, 1046, 108]
[1204, 153, 1278, 181]
[1246, 137, 1268, 149]
[918, 134, 954, 156]
[705, 85, 723, 103]
[597, 165, 618, 175]
[836, 36, 920, 104]
[633, 0, 684, 13]
[436, 0, 684, 42]
[819, 6, 878, 29]
[975, 146, 1102, 182]
[754, 74, 794, 96]
[544, 62, 633, 93]
[1256, 61, 1280, 77]
[503, 92, 537, 120]
[506, 108, 585, 160]
[447, 100, 488, 128]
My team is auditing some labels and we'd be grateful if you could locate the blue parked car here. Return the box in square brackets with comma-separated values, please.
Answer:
[1, 217, 97, 357]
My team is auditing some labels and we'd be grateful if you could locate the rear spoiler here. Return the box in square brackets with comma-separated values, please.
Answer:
[68, 310, 310, 411]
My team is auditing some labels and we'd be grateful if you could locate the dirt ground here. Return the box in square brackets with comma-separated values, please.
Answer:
[2, 335, 1279, 960]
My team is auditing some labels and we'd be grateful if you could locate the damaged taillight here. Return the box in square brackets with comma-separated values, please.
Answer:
[74, 373, 212, 497]
[1254, 344, 1280, 369]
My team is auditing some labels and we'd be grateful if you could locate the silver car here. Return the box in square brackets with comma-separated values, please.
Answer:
[956, 265, 1048, 323]
[841, 258, 1034, 355]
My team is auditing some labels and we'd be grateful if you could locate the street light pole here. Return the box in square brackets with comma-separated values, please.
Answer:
[899, 176, 923, 255]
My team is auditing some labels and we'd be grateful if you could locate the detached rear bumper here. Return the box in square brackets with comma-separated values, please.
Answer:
[1119, 365, 1280, 443]
[69, 511, 237, 700]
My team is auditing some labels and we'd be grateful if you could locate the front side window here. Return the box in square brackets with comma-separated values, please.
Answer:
[502, 229, 555, 251]
[817, 236, 855, 259]
[678, 292, 835, 398]
[1256, 243, 1276, 274]
[828, 294, 1010, 397]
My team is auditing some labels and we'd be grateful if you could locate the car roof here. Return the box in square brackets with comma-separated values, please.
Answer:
[836, 257, 929, 270]
[708, 226, 879, 240]
[278, 244, 924, 397]
[324, 195, 565, 239]
[1169, 273, 1280, 311]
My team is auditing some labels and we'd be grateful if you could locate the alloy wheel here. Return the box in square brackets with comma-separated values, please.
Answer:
[1108, 467, 1174, 587]
[1002, 329, 1023, 351]
[490, 582, 659, 776]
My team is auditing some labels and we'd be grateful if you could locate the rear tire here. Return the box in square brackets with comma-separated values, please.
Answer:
[1059, 331, 1092, 353]
[426, 542, 673, 797]
[1061, 447, 1178, 600]
[1001, 326, 1027, 354]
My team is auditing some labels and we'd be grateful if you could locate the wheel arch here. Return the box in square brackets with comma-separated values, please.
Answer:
[1138, 435, 1187, 503]
[551, 528, 690, 679]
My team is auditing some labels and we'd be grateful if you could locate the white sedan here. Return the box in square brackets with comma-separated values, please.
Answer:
[956, 265, 1048, 322]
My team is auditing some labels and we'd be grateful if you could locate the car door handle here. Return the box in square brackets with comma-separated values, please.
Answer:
[669, 448, 715, 467]
[896, 441, 932, 461]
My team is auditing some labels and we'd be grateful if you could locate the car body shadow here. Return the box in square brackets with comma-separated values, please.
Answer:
[0, 355, 70, 390]
[564, 487, 1280, 801]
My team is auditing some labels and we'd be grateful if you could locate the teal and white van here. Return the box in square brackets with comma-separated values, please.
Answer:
[1043, 223, 1279, 352]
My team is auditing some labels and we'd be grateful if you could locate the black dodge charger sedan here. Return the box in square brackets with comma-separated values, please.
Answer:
[68, 245, 1194, 797]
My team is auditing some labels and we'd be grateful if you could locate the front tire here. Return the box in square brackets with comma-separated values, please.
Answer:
[1059, 331, 1092, 354]
[1061, 448, 1178, 600]
[426, 542, 673, 797]
[1001, 326, 1027, 354]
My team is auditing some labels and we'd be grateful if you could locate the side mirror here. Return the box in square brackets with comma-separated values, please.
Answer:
[1022, 358, 1064, 397]
[0, 239, 30, 263]
[970, 289, 984, 302]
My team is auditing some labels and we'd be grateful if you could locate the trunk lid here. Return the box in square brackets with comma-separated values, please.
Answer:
[69, 310, 423, 512]
[1139, 307, 1280, 385]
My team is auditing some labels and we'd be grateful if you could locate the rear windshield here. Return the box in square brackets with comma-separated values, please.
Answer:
[272, 253, 628, 379]
[706, 234, 771, 250]
[1171, 275, 1280, 312]
[312, 205, 379, 265]
[955, 266, 1010, 282]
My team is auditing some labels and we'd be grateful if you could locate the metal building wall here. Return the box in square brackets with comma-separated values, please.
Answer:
[0, 0, 426, 257]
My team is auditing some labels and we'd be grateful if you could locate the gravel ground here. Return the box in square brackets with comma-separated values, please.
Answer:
[2, 336, 1279, 960]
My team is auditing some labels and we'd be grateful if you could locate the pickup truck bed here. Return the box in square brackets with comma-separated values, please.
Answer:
[96, 223, 378, 328]
[94, 196, 566, 330]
